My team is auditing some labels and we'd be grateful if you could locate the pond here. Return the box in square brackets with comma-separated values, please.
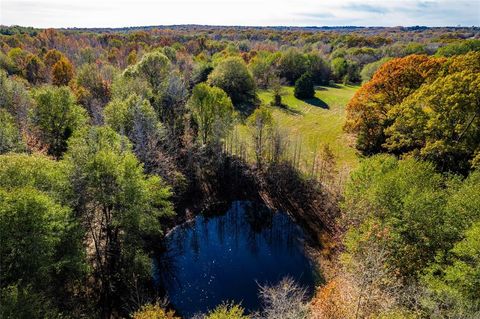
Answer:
[153, 200, 319, 317]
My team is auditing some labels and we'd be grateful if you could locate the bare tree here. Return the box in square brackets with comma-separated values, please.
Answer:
[247, 106, 274, 169]
[270, 127, 289, 164]
[256, 277, 310, 319]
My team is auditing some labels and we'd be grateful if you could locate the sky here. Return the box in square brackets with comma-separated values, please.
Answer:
[1, 0, 479, 28]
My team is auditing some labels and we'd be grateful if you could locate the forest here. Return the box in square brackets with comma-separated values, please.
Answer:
[0, 24, 479, 319]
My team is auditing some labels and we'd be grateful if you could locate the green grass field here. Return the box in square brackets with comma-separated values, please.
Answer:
[235, 84, 359, 170]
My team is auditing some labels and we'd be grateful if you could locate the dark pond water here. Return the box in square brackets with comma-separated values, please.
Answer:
[153, 201, 319, 317]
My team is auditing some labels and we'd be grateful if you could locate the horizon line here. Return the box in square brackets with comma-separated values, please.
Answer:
[2, 23, 479, 31]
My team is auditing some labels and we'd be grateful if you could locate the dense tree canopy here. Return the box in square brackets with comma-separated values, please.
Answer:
[0, 109, 25, 153]
[0, 70, 31, 126]
[344, 55, 445, 155]
[343, 156, 480, 302]
[385, 55, 480, 172]
[188, 83, 235, 145]
[0, 154, 85, 318]
[424, 221, 480, 316]
[345, 52, 480, 173]
[64, 126, 173, 317]
[25, 54, 45, 84]
[277, 48, 308, 84]
[208, 56, 257, 112]
[31, 86, 87, 158]
[125, 50, 171, 91]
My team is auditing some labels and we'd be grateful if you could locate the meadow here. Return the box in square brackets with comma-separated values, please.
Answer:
[236, 85, 359, 172]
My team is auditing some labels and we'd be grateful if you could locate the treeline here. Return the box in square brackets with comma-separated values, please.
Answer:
[1, 26, 479, 90]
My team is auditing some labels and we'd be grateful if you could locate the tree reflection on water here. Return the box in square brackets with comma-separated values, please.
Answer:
[153, 200, 318, 317]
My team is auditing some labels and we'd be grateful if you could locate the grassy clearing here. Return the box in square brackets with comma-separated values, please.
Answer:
[234, 84, 359, 170]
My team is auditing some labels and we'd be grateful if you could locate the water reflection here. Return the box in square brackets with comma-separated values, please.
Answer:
[153, 201, 318, 317]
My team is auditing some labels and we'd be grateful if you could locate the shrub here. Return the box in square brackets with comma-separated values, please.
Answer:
[204, 303, 249, 319]
[132, 303, 179, 319]
[294, 72, 315, 99]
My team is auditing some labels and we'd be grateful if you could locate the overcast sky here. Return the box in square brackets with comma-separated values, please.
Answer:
[1, 0, 479, 28]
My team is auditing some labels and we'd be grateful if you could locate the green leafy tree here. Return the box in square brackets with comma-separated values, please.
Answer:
[385, 52, 480, 173]
[294, 72, 315, 99]
[124, 50, 171, 91]
[7, 48, 29, 76]
[386, 71, 479, 172]
[64, 126, 173, 317]
[0, 109, 25, 153]
[423, 221, 480, 316]
[305, 53, 331, 85]
[435, 39, 480, 57]
[31, 86, 87, 158]
[0, 70, 32, 126]
[249, 51, 279, 88]
[208, 56, 257, 112]
[191, 62, 214, 87]
[127, 50, 137, 65]
[0, 51, 16, 75]
[0, 153, 70, 198]
[0, 188, 73, 288]
[1, 285, 63, 319]
[0, 153, 85, 318]
[331, 57, 349, 81]
[25, 54, 45, 84]
[277, 48, 307, 84]
[343, 155, 460, 279]
[404, 42, 427, 55]
[111, 74, 153, 101]
[104, 93, 167, 166]
[104, 94, 163, 139]
[188, 83, 235, 146]
[270, 76, 286, 106]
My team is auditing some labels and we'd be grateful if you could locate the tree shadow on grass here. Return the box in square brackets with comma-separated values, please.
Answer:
[301, 97, 329, 109]
[273, 103, 303, 115]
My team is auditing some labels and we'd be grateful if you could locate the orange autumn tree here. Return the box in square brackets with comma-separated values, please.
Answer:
[385, 52, 480, 173]
[44, 49, 64, 69]
[52, 57, 74, 86]
[344, 55, 445, 154]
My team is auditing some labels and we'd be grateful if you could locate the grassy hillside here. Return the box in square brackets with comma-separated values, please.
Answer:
[235, 84, 359, 170]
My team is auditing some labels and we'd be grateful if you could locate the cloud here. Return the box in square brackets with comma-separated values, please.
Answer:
[296, 12, 336, 19]
[346, 3, 390, 14]
[0, 0, 478, 28]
